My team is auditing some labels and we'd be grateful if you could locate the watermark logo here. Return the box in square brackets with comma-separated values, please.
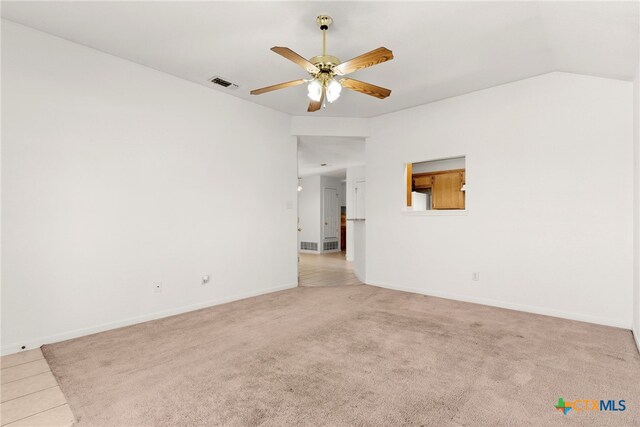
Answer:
[554, 397, 626, 415]
[554, 398, 572, 415]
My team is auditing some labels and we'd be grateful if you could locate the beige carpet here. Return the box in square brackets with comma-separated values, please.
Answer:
[43, 285, 640, 426]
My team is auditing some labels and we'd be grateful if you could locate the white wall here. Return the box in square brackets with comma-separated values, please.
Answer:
[297, 175, 321, 250]
[346, 166, 365, 265]
[367, 72, 634, 328]
[634, 56, 640, 350]
[291, 117, 370, 138]
[354, 220, 366, 282]
[1, 21, 298, 355]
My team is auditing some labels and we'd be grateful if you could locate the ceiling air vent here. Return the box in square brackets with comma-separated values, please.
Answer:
[210, 76, 239, 90]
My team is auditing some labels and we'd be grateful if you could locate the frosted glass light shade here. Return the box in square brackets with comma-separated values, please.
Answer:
[307, 80, 323, 102]
[326, 79, 342, 103]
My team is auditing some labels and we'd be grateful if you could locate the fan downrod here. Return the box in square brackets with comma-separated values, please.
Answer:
[311, 15, 340, 71]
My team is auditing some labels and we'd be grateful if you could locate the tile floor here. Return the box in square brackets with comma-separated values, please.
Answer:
[298, 251, 362, 287]
[1, 348, 74, 426]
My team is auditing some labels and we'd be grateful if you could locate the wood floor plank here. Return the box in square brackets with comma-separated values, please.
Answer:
[1, 360, 50, 385]
[1, 372, 58, 403]
[0, 387, 66, 425]
[4, 404, 74, 427]
[0, 350, 43, 370]
[298, 252, 361, 287]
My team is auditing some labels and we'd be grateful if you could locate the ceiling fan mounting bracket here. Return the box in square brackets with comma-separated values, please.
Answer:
[316, 15, 333, 31]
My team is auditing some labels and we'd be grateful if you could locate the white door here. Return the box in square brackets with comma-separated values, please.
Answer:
[323, 187, 338, 239]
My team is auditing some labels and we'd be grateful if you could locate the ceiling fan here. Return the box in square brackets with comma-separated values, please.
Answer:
[250, 15, 393, 112]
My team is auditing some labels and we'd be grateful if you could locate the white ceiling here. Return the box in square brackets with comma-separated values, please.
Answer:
[3, 1, 638, 118]
[298, 136, 364, 177]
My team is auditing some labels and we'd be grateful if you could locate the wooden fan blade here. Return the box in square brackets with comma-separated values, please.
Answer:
[333, 47, 394, 76]
[250, 79, 306, 95]
[339, 78, 391, 99]
[271, 47, 319, 74]
[307, 87, 325, 112]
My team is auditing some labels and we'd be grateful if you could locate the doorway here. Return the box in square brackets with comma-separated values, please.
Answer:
[296, 135, 365, 286]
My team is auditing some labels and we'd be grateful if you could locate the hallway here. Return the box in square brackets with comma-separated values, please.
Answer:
[298, 252, 362, 287]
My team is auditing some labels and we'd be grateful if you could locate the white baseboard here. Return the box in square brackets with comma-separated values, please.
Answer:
[1, 282, 298, 356]
[6, 280, 629, 356]
[367, 280, 632, 330]
[634, 328, 640, 355]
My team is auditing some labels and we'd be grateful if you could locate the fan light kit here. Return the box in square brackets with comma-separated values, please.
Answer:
[251, 15, 394, 112]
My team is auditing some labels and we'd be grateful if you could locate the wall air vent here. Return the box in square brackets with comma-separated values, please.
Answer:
[300, 241, 318, 251]
[323, 241, 339, 251]
[209, 76, 239, 90]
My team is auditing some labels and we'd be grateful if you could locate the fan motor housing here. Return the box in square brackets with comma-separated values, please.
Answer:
[309, 55, 341, 72]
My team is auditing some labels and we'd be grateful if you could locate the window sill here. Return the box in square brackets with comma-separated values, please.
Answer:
[401, 209, 468, 216]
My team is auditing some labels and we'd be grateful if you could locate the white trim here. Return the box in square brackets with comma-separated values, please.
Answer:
[634, 328, 640, 355]
[1, 283, 298, 356]
[367, 280, 631, 330]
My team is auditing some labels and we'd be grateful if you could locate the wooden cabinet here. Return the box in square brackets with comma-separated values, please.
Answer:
[432, 171, 465, 209]
[413, 175, 433, 189]
[412, 169, 465, 210]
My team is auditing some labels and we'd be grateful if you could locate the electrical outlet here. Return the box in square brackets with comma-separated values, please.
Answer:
[202, 275, 210, 285]
[472, 272, 480, 281]
[153, 281, 162, 293]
